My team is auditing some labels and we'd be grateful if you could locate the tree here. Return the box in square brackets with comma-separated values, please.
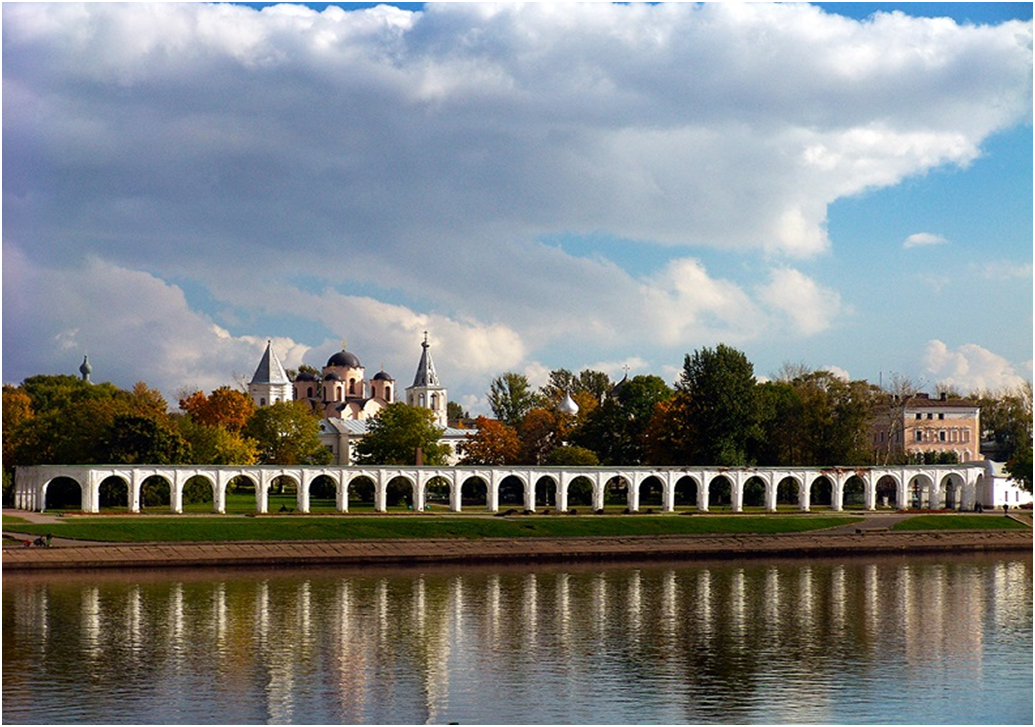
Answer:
[447, 401, 468, 422]
[243, 401, 332, 465]
[517, 407, 566, 465]
[98, 415, 190, 464]
[544, 445, 599, 466]
[676, 344, 759, 465]
[458, 416, 521, 465]
[574, 375, 672, 465]
[179, 385, 256, 432]
[354, 403, 448, 466]
[488, 372, 540, 426]
[175, 416, 259, 465]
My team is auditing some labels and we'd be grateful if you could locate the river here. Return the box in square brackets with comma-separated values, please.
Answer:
[3, 553, 1031, 725]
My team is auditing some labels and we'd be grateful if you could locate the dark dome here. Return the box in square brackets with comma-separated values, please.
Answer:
[295, 370, 317, 382]
[373, 370, 394, 381]
[327, 350, 361, 368]
[323, 371, 342, 381]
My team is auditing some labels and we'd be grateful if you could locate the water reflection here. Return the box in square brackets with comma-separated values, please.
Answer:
[3, 555, 1032, 725]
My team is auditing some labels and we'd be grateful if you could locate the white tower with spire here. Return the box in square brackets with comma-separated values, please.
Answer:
[248, 340, 293, 407]
[406, 331, 448, 428]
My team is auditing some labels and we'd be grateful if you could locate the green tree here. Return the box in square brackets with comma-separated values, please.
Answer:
[243, 401, 332, 465]
[574, 375, 672, 465]
[676, 344, 759, 465]
[354, 403, 448, 466]
[544, 445, 599, 466]
[175, 416, 259, 465]
[488, 372, 540, 426]
[98, 415, 190, 464]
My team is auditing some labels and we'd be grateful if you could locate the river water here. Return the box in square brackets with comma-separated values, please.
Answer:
[3, 553, 1032, 725]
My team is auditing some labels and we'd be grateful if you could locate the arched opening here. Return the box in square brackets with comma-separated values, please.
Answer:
[309, 475, 338, 512]
[810, 476, 833, 509]
[708, 476, 732, 508]
[743, 476, 766, 508]
[44, 477, 82, 511]
[141, 475, 172, 509]
[386, 476, 413, 509]
[910, 475, 934, 510]
[461, 477, 488, 508]
[606, 476, 629, 508]
[674, 476, 699, 509]
[182, 475, 215, 510]
[777, 477, 800, 509]
[942, 474, 963, 510]
[498, 475, 525, 506]
[875, 475, 899, 509]
[425, 476, 451, 510]
[98, 475, 129, 510]
[535, 476, 557, 508]
[270, 475, 299, 513]
[385, 385, 392, 402]
[567, 476, 594, 507]
[348, 475, 376, 511]
[638, 476, 663, 510]
[843, 475, 866, 509]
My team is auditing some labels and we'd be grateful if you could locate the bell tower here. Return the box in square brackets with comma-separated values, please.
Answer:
[406, 331, 448, 428]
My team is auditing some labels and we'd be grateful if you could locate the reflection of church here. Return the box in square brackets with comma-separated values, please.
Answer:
[249, 333, 463, 464]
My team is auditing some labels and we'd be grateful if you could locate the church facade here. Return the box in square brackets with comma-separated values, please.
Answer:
[248, 333, 467, 464]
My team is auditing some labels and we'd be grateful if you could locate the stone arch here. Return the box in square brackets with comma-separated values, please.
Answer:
[708, 475, 732, 508]
[809, 475, 833, 509]
[875, 474, 900, 509]
[535, 475, 557, 509]
[461, 475, 489, 508]
[843, 474, 866, 509]
[347, 474, 376, 510]
[743, 476, 766, 508]
[637, 476, 664, 510]
[776, 476, 801, 509]
[940, 473, 964, 510]
[44, 476, 82, 511]
[98, 474, 130, 509]
[141, 474, 173, 509]
[498, 474, 525, 507]
[674, 475, 699, 509]
[270, 474, 300, 513]
[606, 475, 630, 508]
[308, 474, 338, 504]
[182, 474, 215, 510]
[909, 473, 936, 510]
[566, 475, 594, 507]
[424, 476, 451, 509]
[386, 474, 415, 508]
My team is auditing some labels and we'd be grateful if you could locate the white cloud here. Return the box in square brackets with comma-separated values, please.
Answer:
[904, 232, 949, 248]
[755, 267, 844, 336]
[922, 339, 1030, 393]
[821, 365, 851, 381]
[2, 3, 1030, 405]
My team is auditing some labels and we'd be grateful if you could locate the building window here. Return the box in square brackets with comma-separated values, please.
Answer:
[916, 431, 923, 442]
[915, 413, 922, 420]
[938, 413, 945, 420]
[939, 431, 946, 442]
[927, 413, 933, 419]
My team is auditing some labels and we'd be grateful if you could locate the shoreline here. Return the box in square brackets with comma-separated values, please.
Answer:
[3, 529, 1031, 572]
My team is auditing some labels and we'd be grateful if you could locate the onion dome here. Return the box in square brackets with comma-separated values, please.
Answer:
[373, 370, 394, 381]
[559, 391, 580, 416]
[79, 354, 92, 382]
[323, 371, 342, 381]
[294, 370, 318, 382]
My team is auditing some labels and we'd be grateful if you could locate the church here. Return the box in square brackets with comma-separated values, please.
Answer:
[248, 333, 467, 464]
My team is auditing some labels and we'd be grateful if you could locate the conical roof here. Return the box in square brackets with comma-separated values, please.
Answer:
[411, 332, 441, 387]
[250, 340, 290, 385]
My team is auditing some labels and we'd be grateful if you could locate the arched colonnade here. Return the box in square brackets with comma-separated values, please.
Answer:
[14, 464, 984, 515]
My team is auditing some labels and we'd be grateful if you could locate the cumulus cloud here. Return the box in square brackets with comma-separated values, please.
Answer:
[904, 232, 949, 248]
[755, 268, 844, 336]
[2, 3, 1030, 403]
[923, 339, 1030, 393]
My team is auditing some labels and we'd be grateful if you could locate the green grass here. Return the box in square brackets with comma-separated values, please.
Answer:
[5, 513, 864, 544]
[892, 514, 1031, 531]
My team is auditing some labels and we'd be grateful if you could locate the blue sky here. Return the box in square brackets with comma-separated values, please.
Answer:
[3, 2, 1031, 414]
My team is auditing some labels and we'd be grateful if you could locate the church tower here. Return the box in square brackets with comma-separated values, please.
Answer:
[249, 340, 293, 407]
[406, 331, 448, 428]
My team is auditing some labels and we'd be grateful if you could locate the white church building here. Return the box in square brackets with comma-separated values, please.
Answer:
[248, 333, 469, 464]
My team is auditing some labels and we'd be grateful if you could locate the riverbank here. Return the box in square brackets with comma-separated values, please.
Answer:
[3, 527, 1030, 572]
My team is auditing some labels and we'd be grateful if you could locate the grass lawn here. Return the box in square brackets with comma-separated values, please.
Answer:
[892, 514, 1031, 531]
[5, 513, 865, 543]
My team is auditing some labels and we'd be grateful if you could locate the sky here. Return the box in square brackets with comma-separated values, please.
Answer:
[3, 2, 1032, 415]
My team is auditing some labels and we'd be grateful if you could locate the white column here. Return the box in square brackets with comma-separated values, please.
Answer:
[731, 472, 745, 513]
[413, 475, 426, 512]
[170, 473, 183, 514]
[449, 474, 462, 512]
[831, 473, 844, 512]
[765, 473, 778, 513]
[297, 472, 310, 514]
[213, 472, 226, 514]
[628, 476, 639, 512]
[336, 473, 349, 513]
[374, 471, 387, 512]
[523, 474, 535, 512]
[556, 475, 569, 513]
[488, 472, 500, 513]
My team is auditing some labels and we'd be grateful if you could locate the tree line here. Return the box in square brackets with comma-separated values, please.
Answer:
[3, 344, 1032, 507]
